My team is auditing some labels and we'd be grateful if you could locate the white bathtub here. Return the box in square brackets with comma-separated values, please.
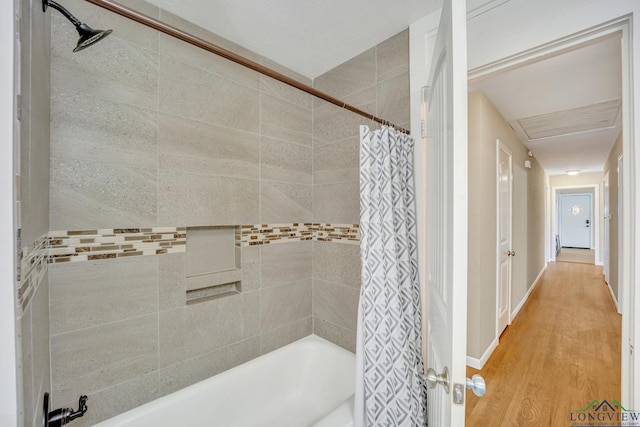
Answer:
[93, 335, 355, 427]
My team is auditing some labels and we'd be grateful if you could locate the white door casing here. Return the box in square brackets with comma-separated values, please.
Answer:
[559, 193, 592, 249]
[604, 172, 610, 283]
[423, 0, 468, 424]
[497, 141, 512, 336]
[618, 154, 623, 315]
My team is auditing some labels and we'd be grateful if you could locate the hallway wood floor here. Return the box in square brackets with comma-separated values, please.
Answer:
[465, 262, 621, 427]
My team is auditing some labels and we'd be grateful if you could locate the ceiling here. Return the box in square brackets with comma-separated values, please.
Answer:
[469, 35, 622, 176]
[144, 0, 442, 79]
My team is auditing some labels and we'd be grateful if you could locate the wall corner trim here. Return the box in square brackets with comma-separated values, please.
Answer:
[466, 336, 499, 370]
[511, 263, 547, 320]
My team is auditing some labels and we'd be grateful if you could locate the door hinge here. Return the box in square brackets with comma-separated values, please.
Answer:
[421, 120, 427, 139]
[630, 341, 634, 356]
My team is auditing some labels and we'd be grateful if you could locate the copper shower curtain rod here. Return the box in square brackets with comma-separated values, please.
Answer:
[83, 0, 410, 135]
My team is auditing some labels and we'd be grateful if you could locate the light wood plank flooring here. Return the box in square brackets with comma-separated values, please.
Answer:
[556, 248, 596, 264]
[466, 262, 621, 427]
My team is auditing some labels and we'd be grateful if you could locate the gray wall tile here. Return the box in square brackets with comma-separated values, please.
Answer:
[51, 93, 158, 169]
[313, 137, 360, 185]
[20, 305, 34, 427]
[261, 242, 312, 288]
[159, 56, 260, 133]
[314, 48, 376, 98]
[242, 291, 261, 339]
[260, 317, 312, 355]
[158, 170, 259, 226]
[52, 16, 159, 110]
[31, 281, 51, 427]
[50, 158, 157, 230]
[377, 72, 410, 126]
[313, 181, 360, 224]
[241, 246, 261, 292]
[158, 113, 259, 179]
[50, 257, 159, 335]
[159, 253, 186, 311]
[159, 337, 260, 396]
[314, 317, 356, 353]
[159, 35, 259, 89]
[31, 273, 50, 399]
[310, 30, 409, 352]
[51, 314, 158, 407]
[259, 57, 312, 108]
[313, 279, 359, 331]
[261, 137, 312, 184]
[21, 0, 51, 246]
[313, 242, 361, 288]
[260, 57, 312, 87]
[261, 94, 312, 147]
[376, 30, 409, 82]
[312, 87, 377, 146]
[260, 75, 313, 109]
[261, 181, 312, 224]
[260, 279, 312, 332]
[20, 1, 50, 424]
[159, 292, 259, 368]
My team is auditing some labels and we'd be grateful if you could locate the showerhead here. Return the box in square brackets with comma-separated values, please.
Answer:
[74, 23, 113, 52]
[42, 0, 113, 52]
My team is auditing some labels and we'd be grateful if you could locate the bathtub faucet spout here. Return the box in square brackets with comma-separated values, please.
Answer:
[45, 393, 88, 427]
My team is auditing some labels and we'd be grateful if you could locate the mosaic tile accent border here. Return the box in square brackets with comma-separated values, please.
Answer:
[48, 227, 186, 263]
[17, 235, 48, 314]
[17, 223, 359, 313]
[240, 223, 360, 246]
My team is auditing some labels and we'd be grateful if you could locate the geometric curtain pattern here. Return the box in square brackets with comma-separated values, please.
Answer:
[355, 125, 427, 426]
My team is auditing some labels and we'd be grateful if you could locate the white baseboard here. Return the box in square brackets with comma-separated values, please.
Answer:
[607, 281, 619, 311]
[511, 264, 547, 320]
[466, 337, 499, 370]
[596, 261, 604, 266]
[467, 264, 547, 371]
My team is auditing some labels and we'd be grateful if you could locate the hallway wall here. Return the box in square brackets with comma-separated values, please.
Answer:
[467, 91, 546, 361]
[604, 131, 623, 305]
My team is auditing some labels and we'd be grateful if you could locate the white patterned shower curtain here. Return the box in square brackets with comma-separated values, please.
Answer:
[354, 125, 426, 427]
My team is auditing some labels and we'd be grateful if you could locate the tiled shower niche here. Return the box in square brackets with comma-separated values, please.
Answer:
[185, 226, 242, 304]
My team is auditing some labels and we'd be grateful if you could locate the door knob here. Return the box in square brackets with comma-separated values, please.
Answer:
[511, 250, 516, 257]
[466, 374, 486, 397]
[425, 366, 450, 394]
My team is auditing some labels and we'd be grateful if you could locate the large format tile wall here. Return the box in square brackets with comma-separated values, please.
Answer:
[48, 1, 317, 424]
[311, 31, 410, 351]
[47, 0, 409, 423]
[18, 0, 52, 426]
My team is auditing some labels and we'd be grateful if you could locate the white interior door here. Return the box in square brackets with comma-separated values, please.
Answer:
[424, 0, 468, 424]
[559, 193, 592, 249]
[604, 172, 610, 283]
[497, 143, 512, 336]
